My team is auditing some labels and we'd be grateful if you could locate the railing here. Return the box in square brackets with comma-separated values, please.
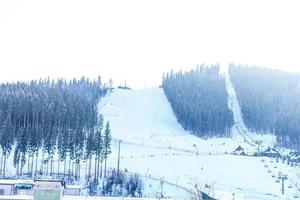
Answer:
[0, 195, 32, 200]
[0, 196, 174, 200]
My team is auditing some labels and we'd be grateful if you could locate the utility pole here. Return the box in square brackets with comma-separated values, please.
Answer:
[255, 140, 262, 155]
[145, 169, 150, 177]
[195, 184, 202, 200]
[175, 177, 180, 188]
[279, 174, 288, 194]
[117, 140, 121, 177]
[159, 177, 164, 198]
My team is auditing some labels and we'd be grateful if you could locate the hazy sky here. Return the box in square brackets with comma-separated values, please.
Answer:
[0, 0, 299, 88]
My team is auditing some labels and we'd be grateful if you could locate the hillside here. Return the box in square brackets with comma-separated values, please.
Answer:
[229, 64, 300, 150]
[162, 65, 233, 137]
[99, 87, 300, 199]
[1, 68, 299, 199]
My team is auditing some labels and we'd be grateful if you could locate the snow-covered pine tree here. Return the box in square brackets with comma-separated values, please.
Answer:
[103, 121, 112, 178]
[0, 118, 14, 176]
[17, 127, 28, 176]
[94, 114, 104, 180]
[85, 130, 95, 178]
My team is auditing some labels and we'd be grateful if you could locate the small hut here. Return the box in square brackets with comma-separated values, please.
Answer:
[0, 179, 33, 195]
[290, 151, 300, 163]
[261, 147, 281, 158]
[64, 185, 82, 196]
[33, 179, 65, 200]
[232, 146, 246, 156]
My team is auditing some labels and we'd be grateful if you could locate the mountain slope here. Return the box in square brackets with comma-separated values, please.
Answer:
[162, 65, 234, 137]
[99, 87, 300, 200]
[229, 64, 300, 150]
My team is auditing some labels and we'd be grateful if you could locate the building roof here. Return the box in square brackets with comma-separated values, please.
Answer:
[0, 179, 34, 186]
[65, 185, 82, 190]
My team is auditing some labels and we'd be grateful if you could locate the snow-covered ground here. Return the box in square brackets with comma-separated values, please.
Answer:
[222, 65, 276, 152]
[2, 69, 299, 199]
[100, 87, 300, 200]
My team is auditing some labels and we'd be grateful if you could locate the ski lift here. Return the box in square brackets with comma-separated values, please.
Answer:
[288, 184, 293, 189]
[275, 179, 280, 183]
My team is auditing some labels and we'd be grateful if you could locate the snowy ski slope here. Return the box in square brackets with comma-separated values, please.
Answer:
[100, 87, 300, 200]
[223, 67, 276, 152]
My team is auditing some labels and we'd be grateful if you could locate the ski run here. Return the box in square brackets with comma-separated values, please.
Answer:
[1, 70, 300, 200]
[99, 74, 300, 199]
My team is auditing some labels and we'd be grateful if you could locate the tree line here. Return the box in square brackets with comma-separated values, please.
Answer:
[88, 169, 143, 197]
[229, 64, 300, 150]
[162, 64, 234, 137]
[0, 77, 112, 182]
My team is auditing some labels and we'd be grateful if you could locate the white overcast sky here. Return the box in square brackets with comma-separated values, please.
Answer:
[0, 0, 299, 88]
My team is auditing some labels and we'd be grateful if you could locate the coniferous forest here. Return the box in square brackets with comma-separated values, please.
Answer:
[162, 65, 234, 137]
[229, 64, 300, 150]
[0, 77, 113, 182]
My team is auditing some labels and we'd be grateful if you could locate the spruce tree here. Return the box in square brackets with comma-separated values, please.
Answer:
[0, 118, 14, 176]
[94, 114, 104, 180]
[103, 121, 112, 178]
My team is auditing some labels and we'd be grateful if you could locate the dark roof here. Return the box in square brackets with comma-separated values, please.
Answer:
[290, 151, 300, 161]
[232, 146, 246, 155]
[262, 147, 280, 154]
[202, 192, 217, 200]
[261, 147, 281, 157]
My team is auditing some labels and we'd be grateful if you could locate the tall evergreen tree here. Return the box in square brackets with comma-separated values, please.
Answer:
[103, 121, 112, 178]
[0, 118, 14, 176]
[94, 114, 104, 180]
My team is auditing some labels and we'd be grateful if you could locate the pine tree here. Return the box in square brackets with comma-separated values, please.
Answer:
[0, 118, 14, 176]
[103, 121, 112, 178]
[94, 114, 104, 180]
[57, 127, 68, 175]
[85, 131, 95, 178]
[17, 127, 28, 175]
